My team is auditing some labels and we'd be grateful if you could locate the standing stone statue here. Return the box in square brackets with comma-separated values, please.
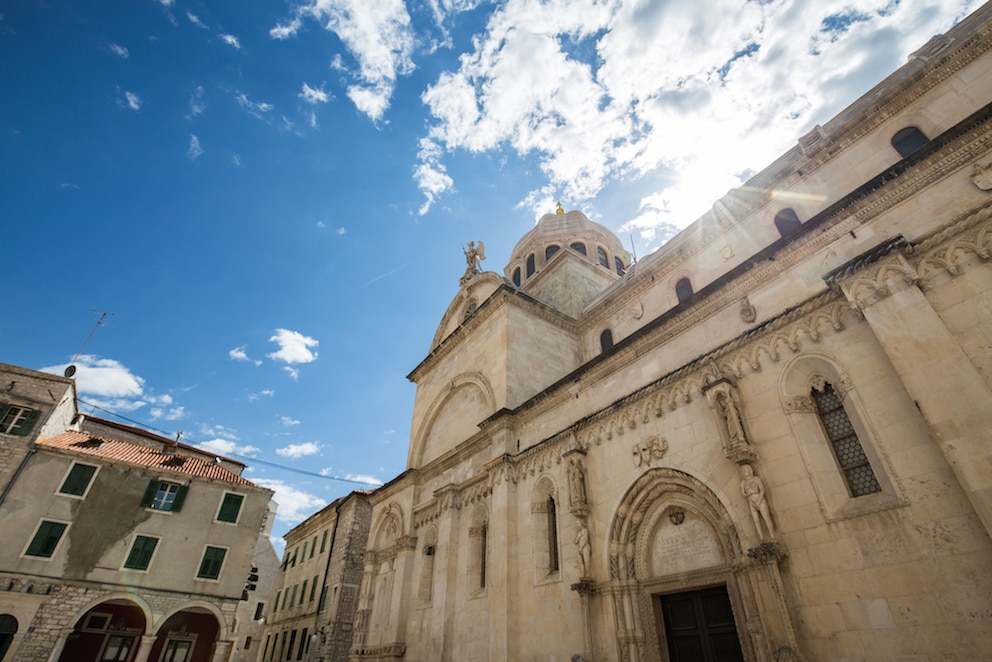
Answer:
[567, 457, 588, 508]
[575, 520, 591, 578]
[741, 464, 775, 539]
[717, 390, 748, 447]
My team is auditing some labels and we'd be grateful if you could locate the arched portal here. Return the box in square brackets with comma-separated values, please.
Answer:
[0, 614, 17, 662]
[606, 468, 764, 662]
[57, 600, 146, 662]
[148, 607, 221, 662]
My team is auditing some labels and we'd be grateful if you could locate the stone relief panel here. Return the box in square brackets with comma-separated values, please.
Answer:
[647, 509, 724, 577]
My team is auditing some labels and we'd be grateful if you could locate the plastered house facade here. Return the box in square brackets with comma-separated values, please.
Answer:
[0, 406, 276, 662]
[345, 5, 992, 662]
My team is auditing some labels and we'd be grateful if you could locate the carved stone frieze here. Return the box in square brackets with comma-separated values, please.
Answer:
[840, 252, 920, 310]
[916, 201, 992, 280]
[782, 396, 815, 414]
[633, 435, 668, 467]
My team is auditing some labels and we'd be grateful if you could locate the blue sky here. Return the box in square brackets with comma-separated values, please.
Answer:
[1, 0, 976, 545]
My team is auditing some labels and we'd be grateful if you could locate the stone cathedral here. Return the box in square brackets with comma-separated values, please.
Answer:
[341, 6, 992, 662]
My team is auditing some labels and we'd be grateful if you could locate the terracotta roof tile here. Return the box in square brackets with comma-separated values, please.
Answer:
[38, 430, 259, 488]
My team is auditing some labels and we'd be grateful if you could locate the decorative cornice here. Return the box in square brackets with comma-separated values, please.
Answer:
[916, 199, 992, 281]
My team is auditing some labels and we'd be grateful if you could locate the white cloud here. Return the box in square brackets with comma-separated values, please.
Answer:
[109, 43, 129, 58]
[344, 473, 383, 486]
[300, 82, 330, 104]
[276, 441, 320, 458]
[284, 366, 300, 381]
[272, 0, 415, 121]
[336, 227, 347, 235]
[248, 389, 275, 401]
[116, 89, 141, 111]
[229, 345, 262, 365]
[280, 416, 301, 426]
[268, 328, 319, 364]
[187, 85, 205, 119]
[200, 424, 239, 440]
[156, 0, 175, 6]
[231, 154, 242, 166]
[187, 12, 208, 29]
[415, 0, 972, 227]
[235, 92, 273, 118]
[315, 220, 326, 229]
[196, 438, 261, 457]
[42, 355, 144, 399]
[150, 406, 186, 421]
[254, 479, 327, 524]
[218, 33, 241, 49]
[187, 134, 204, 160]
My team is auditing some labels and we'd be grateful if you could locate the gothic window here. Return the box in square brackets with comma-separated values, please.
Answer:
[546, 245, 560, 260]
[479, 524, 488, 589]
[547, 497, 559, 573]
[597, 247, 609, 268]
[571, 242, 587, 256]
[812, 383, 882, 497]
[774, 208, 801, 237]
[526, 254, 536, 277]
[512, 267, 521, 286]
[676, 277, 694, 303]
[600, 329, 614, 353]
[469, 508, 488, 595]
[891, 126, 928, 157]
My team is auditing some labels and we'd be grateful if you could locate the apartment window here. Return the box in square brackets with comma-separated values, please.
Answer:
[285, 630, 297, 662]
[310, 535, 317, 558]
[0, 403, 39, 436]
[319, 530, 327, 553]
[273, 591, 281, 613]
[289, 584, 298, 607]
[297, 629, 307, 660]
[310, 576, 318, 601]
[891, 126, 928, 158]
[217, 493, 244, 523]
[141, 480, 188, 512]
[245, 636, 252, 650]
[812, 383, 881, 497]
[59, 463, 98, 497]
[300, 580, 308, 605]
[254, 602, 265, 621]
[197, 546, 227, 580]
[25, 520, 67, 558]
[123, 535, 159, 571]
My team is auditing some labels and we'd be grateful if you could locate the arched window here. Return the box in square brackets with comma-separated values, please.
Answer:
[891, 126, 928, 158]
[418, 529, 437, 605]
[512, 267, 521, 287]
[469, 507, 488, 592]
[676, 277, 694, 303]
[811, 383, 881, 497]
[463, 300, 477, 321]
[570, 242, 587, 256]
[614, 256, 625, 276]
[545, 245, 560, 260]
[547, 497, 559, 573]
[0, 614, 17, 662]
[526, 254, 536, 277]
[600, 329, 614, 353]
[774, 208, 802, 237]
[479, 523, 488, 588]
[597, 247, 609, 268]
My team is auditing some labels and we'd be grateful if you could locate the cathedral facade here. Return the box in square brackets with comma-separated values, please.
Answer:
[347, 6, 992, 661]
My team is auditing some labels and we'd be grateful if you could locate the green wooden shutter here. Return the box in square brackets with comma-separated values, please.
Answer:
[60, 464, 97, 496]
[171, 484, 189, 512]
[140, 480, 159, 507]
[14, 409, 40, 436]
[26, 521, 67, 557]
[217, 493, 244, 522]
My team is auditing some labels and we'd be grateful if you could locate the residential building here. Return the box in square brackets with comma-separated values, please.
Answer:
[348, 4, 992, 661]
[0, 413, 275, 662]
[259, 492, 371, 662]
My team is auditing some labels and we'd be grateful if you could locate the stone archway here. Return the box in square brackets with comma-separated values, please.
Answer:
[0, 614, 17, 662]
[57, 599, 147, 662]
[148, 607, 221, 662]
[606, 468, 799, 662]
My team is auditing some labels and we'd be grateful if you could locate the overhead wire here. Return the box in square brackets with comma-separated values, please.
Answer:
[76, 397, 381, 487]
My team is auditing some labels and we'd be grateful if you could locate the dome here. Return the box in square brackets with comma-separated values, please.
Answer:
[504, 208, 631, 287]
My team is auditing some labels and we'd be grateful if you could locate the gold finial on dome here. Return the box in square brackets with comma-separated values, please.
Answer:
[555, 201, 564, 215]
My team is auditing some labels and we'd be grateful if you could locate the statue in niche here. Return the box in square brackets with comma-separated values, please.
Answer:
[567, 457, 588, 508]
[575, 519, 591, 578]
[741, 464, 775, 540]
[716, 389, 748, 448]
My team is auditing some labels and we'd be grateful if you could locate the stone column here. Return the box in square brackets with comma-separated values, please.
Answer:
[132, 634, 158, 662]
[839, 252, 992, 535]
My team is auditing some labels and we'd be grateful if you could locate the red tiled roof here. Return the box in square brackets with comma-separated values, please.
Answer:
[38, 431, 260, 488]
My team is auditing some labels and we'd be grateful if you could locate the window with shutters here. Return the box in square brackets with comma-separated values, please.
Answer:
[24, 520, 68, 558]
[141, 480, 187, 512]
[58, 463, 98, 497]
[0, 403, 39, 436]
[217, 493, 244, 523]
[197, 546, 227, 580]
[123, 535, 159, 571]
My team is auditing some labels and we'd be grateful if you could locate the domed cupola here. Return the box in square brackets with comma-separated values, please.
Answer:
[503, 205, 631, 317]
[505, 204, 631, 288]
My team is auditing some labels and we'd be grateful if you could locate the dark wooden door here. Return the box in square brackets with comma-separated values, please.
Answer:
[659, 585, 744, 662]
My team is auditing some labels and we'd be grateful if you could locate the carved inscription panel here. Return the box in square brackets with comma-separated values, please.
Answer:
[648, 512, 724, 577]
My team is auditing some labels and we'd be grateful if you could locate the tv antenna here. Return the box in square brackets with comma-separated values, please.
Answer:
[64, 309, 119, 378]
